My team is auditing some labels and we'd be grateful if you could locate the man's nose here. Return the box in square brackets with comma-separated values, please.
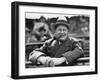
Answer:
[60, 30, 64, 33]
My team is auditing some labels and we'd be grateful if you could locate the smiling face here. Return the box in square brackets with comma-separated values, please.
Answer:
[54, 25, 69, 41]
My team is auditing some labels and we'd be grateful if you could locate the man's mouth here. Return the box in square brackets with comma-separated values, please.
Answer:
[58, 34, 66, 38]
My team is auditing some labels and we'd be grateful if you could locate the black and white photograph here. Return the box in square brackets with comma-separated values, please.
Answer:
[25, 13, 90, 68]
[11, 1, 97, 79]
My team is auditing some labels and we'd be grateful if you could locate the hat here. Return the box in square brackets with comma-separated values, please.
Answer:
[51, 20, 70, 33]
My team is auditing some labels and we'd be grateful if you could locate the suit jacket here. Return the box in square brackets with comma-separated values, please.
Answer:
[29, 37, 84, 65]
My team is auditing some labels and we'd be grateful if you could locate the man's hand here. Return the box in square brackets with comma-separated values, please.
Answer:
[51, 57, 66, 66]
[37, 56, 52, 65]
[37, 56, 67, 67]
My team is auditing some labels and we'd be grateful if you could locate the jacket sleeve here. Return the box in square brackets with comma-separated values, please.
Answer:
[29, 39, 51, 64]
[29, 51, 45, 64]
[35, 42, 48, 53]
[62, 41, 84, 64]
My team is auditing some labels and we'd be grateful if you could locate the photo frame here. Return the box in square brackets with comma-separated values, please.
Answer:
[11, 1, 98, 79]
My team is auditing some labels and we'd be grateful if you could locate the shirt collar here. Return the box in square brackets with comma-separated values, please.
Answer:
[57, 36, 70, 44]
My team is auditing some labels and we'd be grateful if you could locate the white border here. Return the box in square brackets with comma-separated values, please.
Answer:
[19, 5, 95, 76]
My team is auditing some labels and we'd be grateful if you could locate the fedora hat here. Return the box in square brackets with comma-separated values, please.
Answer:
[51, 20, 70, 33]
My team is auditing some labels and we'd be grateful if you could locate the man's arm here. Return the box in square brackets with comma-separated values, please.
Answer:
[29, 39, 52, 64]
[61, 41, 84, 64]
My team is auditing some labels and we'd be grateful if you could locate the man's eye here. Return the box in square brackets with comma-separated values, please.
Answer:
[58, 29, 62, 31]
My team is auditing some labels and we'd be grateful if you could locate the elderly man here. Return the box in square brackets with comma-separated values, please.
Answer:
[29, 20, 84, 67]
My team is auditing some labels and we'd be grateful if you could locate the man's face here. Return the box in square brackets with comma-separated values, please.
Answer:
[54, 25, 68, 41]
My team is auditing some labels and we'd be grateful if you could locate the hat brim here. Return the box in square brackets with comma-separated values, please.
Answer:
[51, 22, 70, 33]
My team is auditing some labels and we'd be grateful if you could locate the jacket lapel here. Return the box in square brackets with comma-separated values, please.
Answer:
[47, 39, 60, 57]
[54, 37, 72, 57]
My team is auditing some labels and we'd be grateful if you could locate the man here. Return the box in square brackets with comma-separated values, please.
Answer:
[29, 20, 84, 67]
